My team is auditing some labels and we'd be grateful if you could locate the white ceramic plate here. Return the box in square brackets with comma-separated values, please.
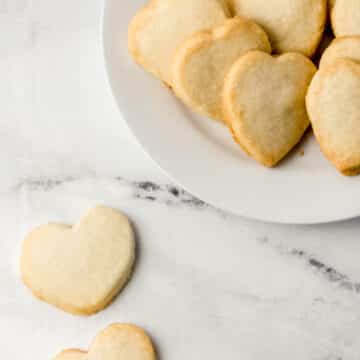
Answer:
[102, 0, 360, 224]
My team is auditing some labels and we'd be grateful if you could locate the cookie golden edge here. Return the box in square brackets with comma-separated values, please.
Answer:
[128, 0, 230, 85]
[303, 0, 328, 57]
[53, 324, 156, 360]
[20, 206, 136, 316]
[306, 59, 360, 176]
[329, 0, 342, 37]
[53, 349, 87, 360]
[293, 0, 328, 57]
[91, 323, 156, 358]
[228, 0, 327, 57]
[171, 17, 271, 122]
[223, 51, 316, 167]
[328, 0, 336, 35]
[128, 1, 162, 81]
[319, 36, 360, 68]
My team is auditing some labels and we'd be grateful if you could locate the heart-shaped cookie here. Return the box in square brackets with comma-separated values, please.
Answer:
[172, 17, 271, 122]
[307, 59, 360, 175]
[330, 0, 360, 37]
[320, 36, 360, 68]
[228, 0, 327, 56]
[53, 324, 156, 360]
[223, 51, 316, 167]
[128, 0, 230, 85]
[21, 206, 135, 315]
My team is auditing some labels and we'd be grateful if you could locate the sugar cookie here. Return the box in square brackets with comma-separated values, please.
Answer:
[128, 0, 230, 85]
[223, 51, 316, 167]
[307, 59, 360, 175]
[172, 17, 271, 122]
[330, 0, 360, 37]
[21, 206, 135, 315]
[53, 324, 156, 360]
[320, 36, 360, 68]
[229, 0, 326, 56]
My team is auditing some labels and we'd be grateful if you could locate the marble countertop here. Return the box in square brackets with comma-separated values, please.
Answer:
[2, 0, 360, 358]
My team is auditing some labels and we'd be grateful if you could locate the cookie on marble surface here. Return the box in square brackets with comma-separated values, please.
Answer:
[53, 324, 156, 360]
[21, 206, 135, 315]
[172, 17, 271, 122]
[128, 0, 230, 85]
[330, 0, 360, 37]
[228, 0, 326, 56]
[306, 59, 360, 176]
[223, 51, 316, 167]
[54, 350, 86, 360]
[320, 36, 360, 68]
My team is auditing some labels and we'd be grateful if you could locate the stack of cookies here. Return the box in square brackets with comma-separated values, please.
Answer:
[128, 0, 360, 176]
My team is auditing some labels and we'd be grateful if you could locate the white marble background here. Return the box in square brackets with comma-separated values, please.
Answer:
[1, 0, 360, 359]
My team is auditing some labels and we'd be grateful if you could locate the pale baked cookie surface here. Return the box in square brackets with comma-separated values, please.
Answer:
[330, 0, 360, 37]
[53, 324, 156, 360]
[128, 0, 229, 85]
[307, 59, 360, 176]
[229, 0, 326, 56]
[172, 17, 271, 122]
[21, 206, 135, 315]
[320, 36, 360, 68]
[223, 51, 316, 167]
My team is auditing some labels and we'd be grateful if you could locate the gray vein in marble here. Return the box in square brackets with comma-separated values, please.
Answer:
[15, 176, 77, 192]
[116, 178, 208, 209]
[259, 236, 360, 295]
[15, 176, 207, 208]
